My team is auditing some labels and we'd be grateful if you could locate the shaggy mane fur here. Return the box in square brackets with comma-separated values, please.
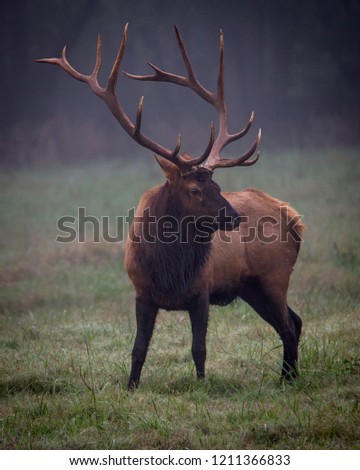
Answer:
[138, 184, 212, 295]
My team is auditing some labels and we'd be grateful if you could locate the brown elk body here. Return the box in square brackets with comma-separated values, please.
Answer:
[38, 24, 304, 389]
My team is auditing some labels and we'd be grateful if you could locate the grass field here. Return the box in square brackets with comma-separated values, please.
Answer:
[0, 147, 359, 449]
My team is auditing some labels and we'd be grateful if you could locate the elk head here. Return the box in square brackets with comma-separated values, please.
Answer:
[36, 24, 261, 229]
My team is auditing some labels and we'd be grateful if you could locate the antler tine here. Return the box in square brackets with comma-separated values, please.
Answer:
[217, 29, 225, 106]
[174, 26, 216, 105]
[134, 96, 144, 136]
[122, 26, 219, 170]
[36, 24, 191, 167]
[90, 33, 102, 84]
[37, 24, 260, 172]
[124, 26, 216, 107]
[36, 35, 105, 98]
[36, 46, 88, 84]
[228, 111, 254, 143]
[107, 23, 128, 94]
[208, 129, 261, 170]
[124, 26, 260, 171]
[187, 122, 215, 167]
[203, 29, 260, 169]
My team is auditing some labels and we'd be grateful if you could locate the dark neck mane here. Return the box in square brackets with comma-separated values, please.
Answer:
[138, 184, 212, 295]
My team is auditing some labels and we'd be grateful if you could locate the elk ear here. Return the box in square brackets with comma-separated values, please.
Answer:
[155, 156, 180, 183]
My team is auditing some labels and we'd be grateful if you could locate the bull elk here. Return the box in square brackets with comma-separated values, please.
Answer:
[38, 24, 304, 389]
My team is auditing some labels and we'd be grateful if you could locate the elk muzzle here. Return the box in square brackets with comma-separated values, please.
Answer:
[194, 201, 241, 234]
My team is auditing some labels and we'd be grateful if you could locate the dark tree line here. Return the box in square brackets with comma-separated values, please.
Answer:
[1, 0, 359, 165]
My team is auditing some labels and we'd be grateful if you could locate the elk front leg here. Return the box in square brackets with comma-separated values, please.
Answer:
[189, 296, 210, 380]
[128, 297, 158, 390]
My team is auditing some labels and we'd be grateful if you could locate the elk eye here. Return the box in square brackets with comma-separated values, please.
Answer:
[190, 188, 201, 196]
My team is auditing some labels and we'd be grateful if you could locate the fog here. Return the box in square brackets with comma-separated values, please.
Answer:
[1, 0, 359, 165]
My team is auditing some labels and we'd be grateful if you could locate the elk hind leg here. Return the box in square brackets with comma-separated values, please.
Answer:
[241, 279, 300, 380]
[288, 305, 302, 344]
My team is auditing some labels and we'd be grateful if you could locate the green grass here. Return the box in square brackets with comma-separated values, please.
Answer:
[0, 148, 359, 449]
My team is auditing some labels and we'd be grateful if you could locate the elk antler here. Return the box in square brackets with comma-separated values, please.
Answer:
[124, 26, 261, 170]
[36, 23, 214, 175]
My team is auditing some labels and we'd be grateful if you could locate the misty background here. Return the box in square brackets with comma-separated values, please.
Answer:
[1, 0, 359, 166]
